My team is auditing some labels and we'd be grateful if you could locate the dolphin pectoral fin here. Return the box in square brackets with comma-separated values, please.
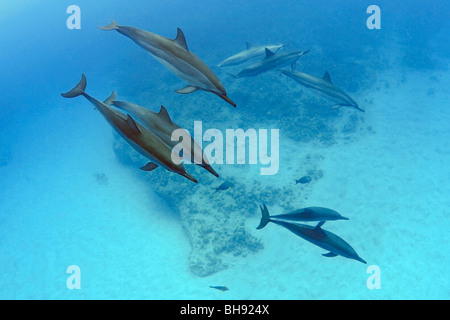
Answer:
[175, 85, 200, 94]
[322, 252, 338, 258]
[330, 105, 342, 109]
[126, 114, 141, 135]
[140, 162, 158, 171]
[99, 20, 119, 30]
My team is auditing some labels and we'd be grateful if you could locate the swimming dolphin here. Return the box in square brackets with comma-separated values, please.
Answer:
[230, 48, 309, 78]
[111, 100, 218, 177]
[257, 205, 349, 224]
[279, 69, 365, 112]
[217, 42, 287, 67]
[99, 20, 236, 107]
[61, 74, 198, 183]
[257, 204, 366, 264]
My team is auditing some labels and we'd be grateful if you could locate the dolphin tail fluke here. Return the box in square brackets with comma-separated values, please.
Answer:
[99, 20, 119, 30]
[61, 74, 87, 98]
[256, 204, 271, 230]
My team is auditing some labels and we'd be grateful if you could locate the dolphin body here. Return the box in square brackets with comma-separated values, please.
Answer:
[263, 206, 349, 223]
[279, 69, 365, 112]
[61, 74, 198, 183]
[111, 100, 218, 177]
[230, 48, 309, 78]
[100, 20, 236, 107]
[257, 204, 366, 264]
[217, 42, 286, 67]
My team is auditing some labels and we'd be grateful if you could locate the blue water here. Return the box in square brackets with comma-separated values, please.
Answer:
[1, 0, 449, 299]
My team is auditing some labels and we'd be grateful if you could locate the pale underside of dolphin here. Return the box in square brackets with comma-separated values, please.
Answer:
[230, 48, 309, 78]
[111, 100, 219, 177]
[217, 42, 286, 67]
[279, 69, 365, 112]
[61, 74, 198, 183]
[100, 20, 236, 107]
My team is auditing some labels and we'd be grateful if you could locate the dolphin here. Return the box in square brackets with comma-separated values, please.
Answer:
[111, 100, 218, 177]
[217, 42, 287, 67]
[99, 20, 236, 107]
[279, 69, 365, 112]
[257, 204, 366, 264]
[61, 74, 198, 183]
[230, 48, 309, 78]
[260, 206, 349, 223]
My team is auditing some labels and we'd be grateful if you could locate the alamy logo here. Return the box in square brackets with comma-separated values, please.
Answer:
[171, 121, 280, 175]
[66, 265, 81, 289]
[366, 5, 381, 30]
[66, 5, 81, 30]
[366, 265, 381, 289]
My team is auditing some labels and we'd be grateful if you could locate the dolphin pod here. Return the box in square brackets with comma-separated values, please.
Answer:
[257, 204, 366, 264]
[99, 20, 236, 107]
[111, 100, 219, 177]
[61, 74, 198, 184]
[62, 19, 369, 267]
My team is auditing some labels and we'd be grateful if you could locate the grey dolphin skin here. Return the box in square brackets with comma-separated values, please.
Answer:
[230, 48, 309, 78]
[257, 205, 366, 264]
[280, 69, 365, 112]
[269, 207, 349, 222]
[99, 20, 236, 107]
[112, 100, 218, 177]
[217, 42, 287, 67]
[61, 74, 198, 183]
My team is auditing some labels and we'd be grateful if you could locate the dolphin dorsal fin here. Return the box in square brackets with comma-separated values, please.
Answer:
[157, 105, 173, 125]
[316, 221, 326, 229]
[126, 114, 141, 135]
[103, 91, 117, 106]
[246, 42, 255, 49]
[264, 48, 276, 58]
[322, 71, 332, 83]
[174, 28, 189, 51]
[314, 221, 327, 238]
